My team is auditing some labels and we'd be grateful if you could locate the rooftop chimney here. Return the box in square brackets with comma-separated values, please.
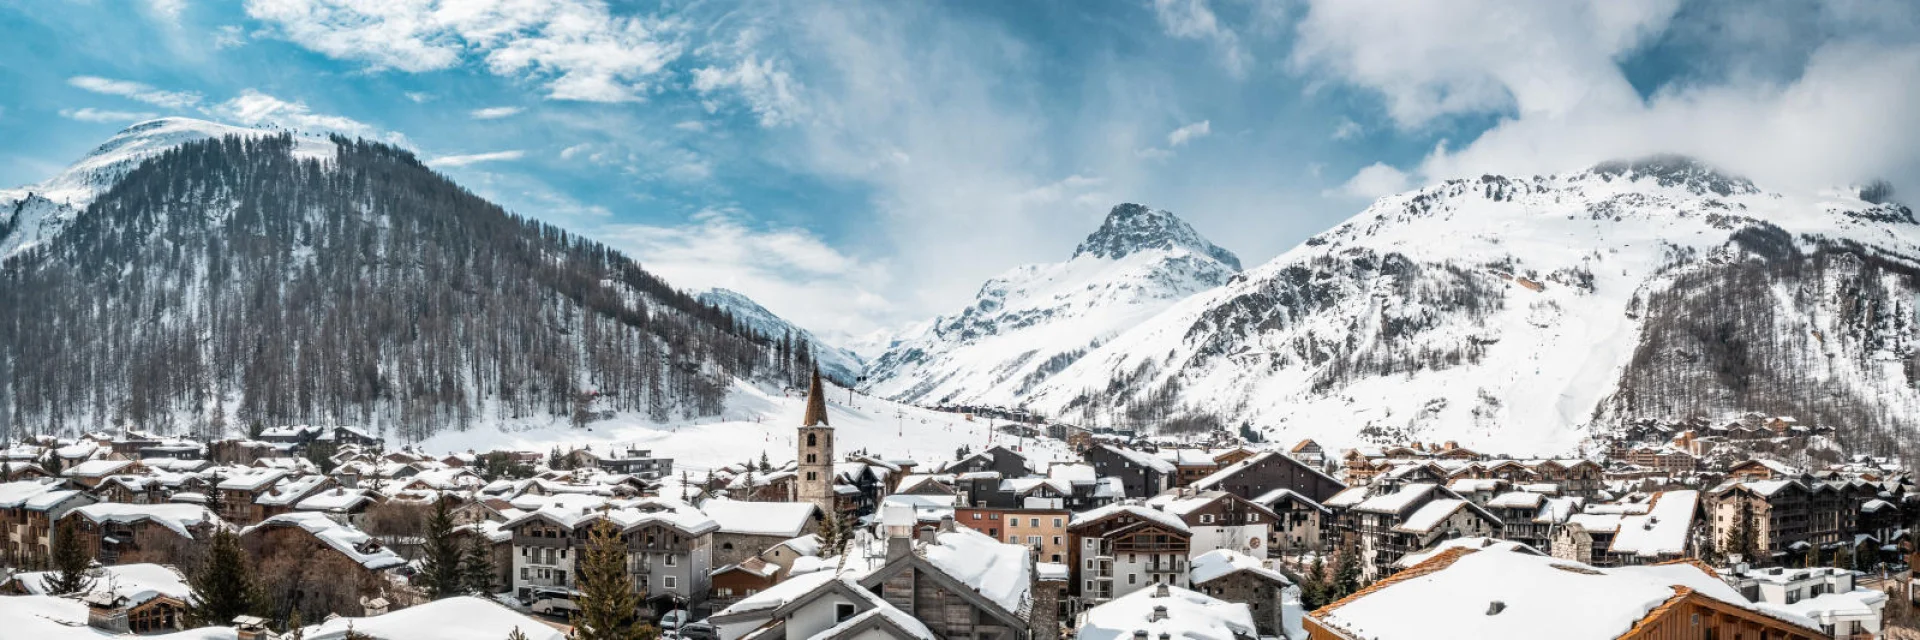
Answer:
[1133, 631, 1148, 640]
[1486, 601, 1506, 616]
[1153, 583, 1170, 598]
[233, 615, 272, 640]
[1149, 605, 1168, 622]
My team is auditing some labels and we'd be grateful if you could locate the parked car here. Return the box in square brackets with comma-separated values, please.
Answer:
[678, 620, 717, 640]
[659, 610, 688, 631]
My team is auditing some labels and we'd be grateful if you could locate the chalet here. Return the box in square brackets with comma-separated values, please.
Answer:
[710, 506, 1050, 640]
[1189, 549, 1296, 638]
[757, 533, 821, 576]
[240, 513, 408, 618]
[1, 563, 191, 634]
[1192, 451, 1346, 504]
[1707, 480, 1812, 564]
[1289, 439, 1327, 466]
[1157, 449, 1228, 487]
[1552, 491, 1703, 568]
[0, 480, 94, 566]
[1146, 490, 1278, 558]
[61, 459, 137, 489]
[701, 498, 820, 568]
[1304, 547, 1824, 640]
[64, 503, 221, 565]
[709, 556, 782, 612]
[942, 445, 1031, 478]
[1068, 504, 1194, 605]
[1252, 488, 1331, 554]
[834, 458, 898, 518]
[212, 468, 289, 526]
[1077, 583, 1257, 640]
[1728, 459, 1803, 482]
[1086, 445, 1175, 499]
[294, 487, 384, 526]
[587, 447, 674, 480]
[253, 474, 337, 521]
[500, 495, 719, 615]
[1336, 482, 1501, 580]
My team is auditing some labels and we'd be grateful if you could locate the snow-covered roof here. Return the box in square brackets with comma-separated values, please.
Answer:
[1607, 490, 1698, 557]
[775, 533, 823, 557]
[1252, 488, 1330, 513]
[1314, 547, 1822, 640]
[1100, 444, 1177, 474]
[254, 474, 330, 506]
[216, 469, 288, 491]
[295, 487, 377, 512]
[1447, 478, 1504, 493]
[1322, 486, 1370, 509]
[699, 499, 817, 537]
[716, 568, 839, 616]
[1192, 450, 1340, 492]
[7, 562, 189, 607]
[0, 479, 69, 507]
[70, 503, 219, 538]
[0, 594, 238, 640]
[1778, 590, 1888, 622]
[1078, 584, 1257, 640]
[301, 596, 565, 640]
[923, 526, 1033, 614]
[63, 459, 132, 478]
[499, 495, 720, 535]
[1071, 503, 1191, 533]
[1190, 549, 1291, 586]
[1354, 483, 1436, 514]
[242, 512, 405, 571]
[1393, 537, 1543, 569]
[1486, 491, 1545, 509]
[1393, 498, 1470, 534]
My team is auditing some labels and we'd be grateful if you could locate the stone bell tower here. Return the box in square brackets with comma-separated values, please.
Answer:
[796, 369, 836, 516]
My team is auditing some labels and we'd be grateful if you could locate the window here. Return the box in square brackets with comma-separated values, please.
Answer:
[1009, 519, 1018, 529]
[836, 603, 857, 623]
[663, 575, 677, 589]
[716, 587, 733, 597]
[1128, 574, 1137, 585]
[521, 568, 530, 579]
[722, 542, 734, 551]
[1030, 518, 1039, 528]
[1200, 514, 1214, 524]
[808, 433, 818, 447]
[807, 454, 817, 464]
[972, 513, 982, 520]
[1028, 536, 1041, 546]
[807, 472, 817, 481]
[1053, 518, 1063, 527]
[1053, 536, 1062, 545]
[665, 554, 677, 566]
[989, 513, 1000, 520]
[1009, 536, 1018, 543]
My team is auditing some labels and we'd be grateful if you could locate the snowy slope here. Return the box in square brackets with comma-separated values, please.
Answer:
[697, 288, 865, 382]
[0, 117, 336, 260]
[1019, 157, 1920, 454]
[414, 379, 1075, 473]
[863, 203, 1241, 407]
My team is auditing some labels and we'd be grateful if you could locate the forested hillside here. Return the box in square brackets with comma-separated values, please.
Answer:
[0, 133, 814, 441]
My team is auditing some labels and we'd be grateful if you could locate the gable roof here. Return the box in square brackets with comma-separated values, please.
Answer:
[700, 499, 818, 537]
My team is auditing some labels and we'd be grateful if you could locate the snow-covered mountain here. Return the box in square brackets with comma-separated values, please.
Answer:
[1017, 157, 1920, 455]
[0, 117, 335, 260]
[863, 203, 1242, 407]
[696, 288, 865, 383]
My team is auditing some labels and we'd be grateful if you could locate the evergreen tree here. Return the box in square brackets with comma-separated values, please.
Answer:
[248, 420, 265, 440]
[573, 519, 650, 640]
[757, 450, 771, 473]
[507, 628, 531, 640]
[418, 497, 464, 599]
[1299, 554, 1330, 609]
[461, 534, 496, 595]
[284, 608, 305, 640]
[1726, 497, 1762, 565]
[187, 529, 261, 627]
[818, 511, 850, 558]
[44, 453, 63, 476]
[41, 518, 94, 595]
[1332, 542, 1362, 600]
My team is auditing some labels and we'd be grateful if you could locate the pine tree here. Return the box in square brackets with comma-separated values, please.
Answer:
[418, 497, 464, 599]
[1300, 554, 1330, 609]
[757, 451, 771, 473]
[1332, 542, 1362, 599]
[1727, 497, 1762, 565]
[285, 608, 306, 640]
[41, 518, 94, 595]
[507, 628, 531, 640]
[44, 453, 63, 476]
[573, 519, 650, 640]
[187, 529, 261, 627]
[461, 534, 496, 595]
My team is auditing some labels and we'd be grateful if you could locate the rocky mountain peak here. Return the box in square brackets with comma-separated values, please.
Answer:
[1072, 203, 1242, 270]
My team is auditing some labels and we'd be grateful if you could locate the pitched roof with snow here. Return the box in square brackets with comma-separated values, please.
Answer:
[1190, 548, 1291, 586]
[1078, 584, 1257, 640]
[1607, 490, 1698, 557]
[301, 596, 565, 640]
[242, 512, 405, 571]
[1071, 503, 1191, 534]
[70, 503, 219, 538]
[699, 499, 818, 537]
[922, 526, 1034, 614]
[63, 459, 133, 478]
[1099, 444, 1177, 474]
[1312, 548, 1822, 640]
[8, 563, 189, 607]
[1354, 483, 1437, 515]
[1393, 499, 1471, 534]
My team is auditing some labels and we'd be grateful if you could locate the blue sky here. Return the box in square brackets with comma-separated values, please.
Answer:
[3, 1, 1917, 343]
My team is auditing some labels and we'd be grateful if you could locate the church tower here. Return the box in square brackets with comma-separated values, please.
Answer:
[796, 369, 836, 516]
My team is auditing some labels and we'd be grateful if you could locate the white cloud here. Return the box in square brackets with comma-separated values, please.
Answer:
[1167, 120, 1211, 146]
[1153, 0, 1252, 78]
[244, 0, 683, 102]
[1331, 117, 1362, 140]
[1291, 0, 1920, 195]
[210, 89, 405, 144]
[144, 0, 186, 23]
[1134, 147, 1173, 160]
[470, 106, 523, 120]
[672, 120, 708, 132]
[59, 107, 161, 123]
[690, 55, 806, 126]
[426, 150, 526, 167]
[68, 76, 203, 110]
[404, 91, 434, 103]
[1327, 162, 1410, 199]
[214, 25, 249, 49]
[1290, 0, 1678, 128]
[596, 210, 894, 337]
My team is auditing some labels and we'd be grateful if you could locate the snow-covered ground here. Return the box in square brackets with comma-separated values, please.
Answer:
[413, 380, 1077, 473]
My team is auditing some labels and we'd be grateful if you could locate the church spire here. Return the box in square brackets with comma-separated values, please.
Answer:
[802, 368, 830, 427]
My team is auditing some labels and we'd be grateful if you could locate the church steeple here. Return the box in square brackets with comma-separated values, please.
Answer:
[802, 368, 830, 428]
